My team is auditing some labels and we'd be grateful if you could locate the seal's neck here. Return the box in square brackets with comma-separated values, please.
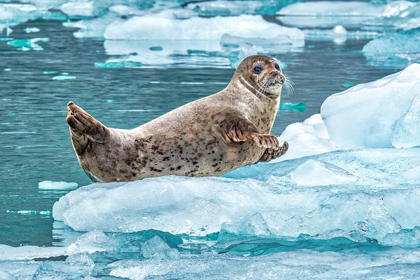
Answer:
[236, 75, 267, 100]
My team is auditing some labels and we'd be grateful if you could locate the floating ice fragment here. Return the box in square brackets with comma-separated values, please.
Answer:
[94, 61, 142, 68]
[38, 181, 78, 191]
[279, 102, 306, 112]
[321, 63, 420, 148]
[290, 159, 356, 186]
[7, 210, 51, 216]
[0, 245, 66, 261]
[24, 27, 39, 33]
[343, 83, 355, 88]
[3, 68, 11, 71]
[392, 94, 420, 148]
[43, 71, 58, 74]
[52, 75, 76, 80]
[7, 37, 48, 51]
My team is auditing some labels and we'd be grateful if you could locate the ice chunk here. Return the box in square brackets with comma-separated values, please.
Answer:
[0, 245, 66, 261]
[141, 236, 179, 259]
[279, 102, 306, 112]
[94, 61, 142, 68]
[7, 210, 51, 216]
[363, 29, 420, 54]
[277, 1, 414, 28]
[392, 94, 420, 148]
[63, 13, 120, 39]
[24, 27, 40, 33]
[365, 3, 420, 31]
[321, 63, 420, 148]
[7, 37, 48, 51]
[104, 15, 304, 41]
[60, 0, 106, 17]
[275, 114, 337, 161]
[39, 181, 78, 191]
[185, 1, 263, 17]
[52, 75, 76, 80]
[32, 254, 94, 279]
[0, 271, 14, 280]
[290, 159, 356, 186]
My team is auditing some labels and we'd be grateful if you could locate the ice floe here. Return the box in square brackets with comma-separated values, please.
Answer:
[38, 181, 78, 191]
[104, 15, 304, 41]
[277, 1, 415, 29]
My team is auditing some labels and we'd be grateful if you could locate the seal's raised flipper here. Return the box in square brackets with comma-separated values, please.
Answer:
[258, 141, 289, 162]
[224, 115, 280, 149]
[66, 101, 109, 155]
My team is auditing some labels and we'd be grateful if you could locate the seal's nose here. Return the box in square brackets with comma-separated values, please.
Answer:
[271, 70, 279, 76]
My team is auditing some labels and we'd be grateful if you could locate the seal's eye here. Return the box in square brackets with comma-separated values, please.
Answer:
[253, 66, 263, 75]
[274, 63, 280, 71]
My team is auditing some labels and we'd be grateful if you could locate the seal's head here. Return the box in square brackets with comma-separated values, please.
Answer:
[232, 55, 286, 98]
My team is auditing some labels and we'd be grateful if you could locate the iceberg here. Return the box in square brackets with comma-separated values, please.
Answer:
[104, 15, 304, 41]
[321, 63, 420, 148]
[277, 1, 415, 29]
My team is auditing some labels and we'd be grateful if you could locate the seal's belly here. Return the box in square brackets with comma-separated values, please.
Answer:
[79, 131, 264, 182]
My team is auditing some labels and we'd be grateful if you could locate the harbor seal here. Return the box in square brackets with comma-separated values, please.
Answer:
[66, 55, 289, 182]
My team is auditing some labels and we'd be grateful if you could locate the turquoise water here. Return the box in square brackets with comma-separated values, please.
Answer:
[0, 19, 400, 247]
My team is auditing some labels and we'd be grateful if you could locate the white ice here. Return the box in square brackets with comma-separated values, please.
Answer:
[53, 147, 420, 244]
[60, 0, 106, 17]
[104, 15, 304, 41]
[38, 181, 78, 190]
[275, 114, 337, 161]
[277, 1, 415, 28]
[392, 94, 420, 148]
[362, 29, 420, 57]
[321, 63, 420, 148]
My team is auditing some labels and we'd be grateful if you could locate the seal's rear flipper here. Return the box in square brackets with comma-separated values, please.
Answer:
[66, 101, 109, 155]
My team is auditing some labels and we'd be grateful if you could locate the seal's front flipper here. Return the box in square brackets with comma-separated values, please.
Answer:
[223, 114, 279, 149]
[258, 141, 289, 162]
[66, 101, 109, 155]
